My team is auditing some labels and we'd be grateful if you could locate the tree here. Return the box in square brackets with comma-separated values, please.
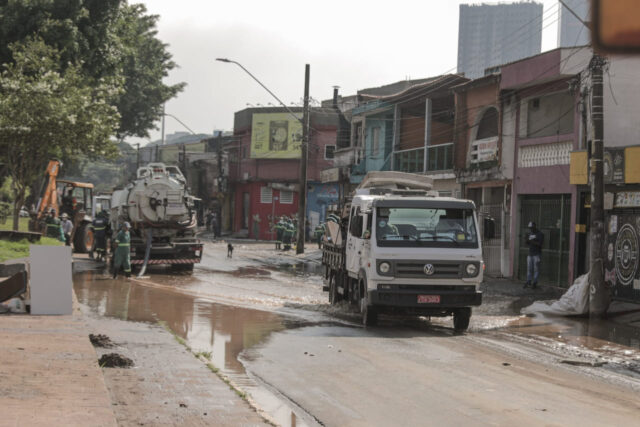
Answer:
[113, 3, 185, 139]
[0, 38, 120, 230]
[0, 0, 184, 139]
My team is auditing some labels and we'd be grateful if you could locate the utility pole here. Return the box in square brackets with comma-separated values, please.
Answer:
[160, 103, 166, 162]
[296, 64, 310, 254]
[135, 143, 140, 169]
[589, 54, 610, 317]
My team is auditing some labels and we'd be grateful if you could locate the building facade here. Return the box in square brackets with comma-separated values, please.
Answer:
[333, 75, 468, 197]
[457, 2, 543, 79]
[229, 107, 342, 240]
[454, 74, 513, 277]
[558, 0, 590, 48]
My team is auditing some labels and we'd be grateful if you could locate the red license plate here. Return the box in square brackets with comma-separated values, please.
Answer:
[417, 295, 440, 304]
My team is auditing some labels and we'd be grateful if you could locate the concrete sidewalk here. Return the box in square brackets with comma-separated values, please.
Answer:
[0, 311, 116, 426]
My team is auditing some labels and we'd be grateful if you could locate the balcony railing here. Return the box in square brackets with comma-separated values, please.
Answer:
[394, 147, 424, 173]
[426, 143, 453, 172]
[393, 143, 453, 173]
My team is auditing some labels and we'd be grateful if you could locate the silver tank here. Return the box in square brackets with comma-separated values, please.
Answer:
[111, 163, 196, 238]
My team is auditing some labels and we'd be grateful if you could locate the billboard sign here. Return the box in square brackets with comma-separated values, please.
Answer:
[251, 113, 303, 159]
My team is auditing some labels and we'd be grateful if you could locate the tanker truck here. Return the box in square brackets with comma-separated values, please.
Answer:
[110, 163, 203, 272]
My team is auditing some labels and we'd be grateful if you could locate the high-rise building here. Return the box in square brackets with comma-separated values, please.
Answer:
[457, 2, 543, 79]
[557, 0, 590, 47]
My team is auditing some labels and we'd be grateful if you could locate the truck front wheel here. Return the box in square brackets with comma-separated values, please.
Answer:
[359, 280, 378, 327]
[453, 307, 471, 332]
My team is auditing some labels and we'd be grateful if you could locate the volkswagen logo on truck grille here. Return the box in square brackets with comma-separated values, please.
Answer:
[423, 264, 435, 276]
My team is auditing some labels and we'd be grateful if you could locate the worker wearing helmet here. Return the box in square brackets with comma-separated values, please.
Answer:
[113, 222, 132, 279]
[45, 209, 65, 241]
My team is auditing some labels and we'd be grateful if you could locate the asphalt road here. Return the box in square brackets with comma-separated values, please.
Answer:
[243, 324, 639, 426]
[75, 241, 640, 426]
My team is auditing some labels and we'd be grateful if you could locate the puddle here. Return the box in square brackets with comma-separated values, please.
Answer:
[74, 271, 316, 427]
[197, 266, 273, 278]
[502, 314, 640, 357]
[264, 261, 323, 277]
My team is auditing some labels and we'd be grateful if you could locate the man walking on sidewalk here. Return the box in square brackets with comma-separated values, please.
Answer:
[524, 221, 544, 289]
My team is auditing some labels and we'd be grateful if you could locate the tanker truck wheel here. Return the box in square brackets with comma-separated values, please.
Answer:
[74, 223, 94, 253]
[172, 263, 194, 273]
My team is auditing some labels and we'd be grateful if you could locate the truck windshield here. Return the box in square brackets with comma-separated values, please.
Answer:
[375, 207, 478, 248]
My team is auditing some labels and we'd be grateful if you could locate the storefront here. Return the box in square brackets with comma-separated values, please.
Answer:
[516, 194, 572, 287]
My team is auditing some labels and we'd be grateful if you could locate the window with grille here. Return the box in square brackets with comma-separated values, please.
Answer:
[325, 145, 336, 160]
[260, 186, 273, 203]
[280, 190, 293, 204]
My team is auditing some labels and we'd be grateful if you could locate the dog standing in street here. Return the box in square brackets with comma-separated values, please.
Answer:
[227, 243, 234, 258]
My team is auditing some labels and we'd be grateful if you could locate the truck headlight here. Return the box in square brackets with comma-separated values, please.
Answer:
[379, 262, 391, 274]
[466, 263, 478, 277]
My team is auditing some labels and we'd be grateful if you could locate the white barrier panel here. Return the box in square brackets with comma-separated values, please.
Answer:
[29, 245, 73, 315]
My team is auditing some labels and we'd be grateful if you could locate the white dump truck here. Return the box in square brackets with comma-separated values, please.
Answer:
[110, 163, 203, 271]
[322, 171, 492, 330]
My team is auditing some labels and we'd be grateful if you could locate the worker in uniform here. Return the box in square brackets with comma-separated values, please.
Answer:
[92, 210, 109, 262]
[113, 221, 132, 279]
[60, 213, 73, 247]
[282, 219, 293, 251]
[314, 223, 325, 249]
[275, 217, 284, 250]
[45, 209, 64, 241]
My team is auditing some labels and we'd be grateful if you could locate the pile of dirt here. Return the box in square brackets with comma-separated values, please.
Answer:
[99, 353, 134, 368]
[89, 334, 114, 348]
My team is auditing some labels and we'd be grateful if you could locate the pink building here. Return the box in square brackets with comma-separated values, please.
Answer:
[228, 107, 344, 239]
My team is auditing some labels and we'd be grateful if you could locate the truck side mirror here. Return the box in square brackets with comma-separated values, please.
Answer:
[483, 217, 496, 239]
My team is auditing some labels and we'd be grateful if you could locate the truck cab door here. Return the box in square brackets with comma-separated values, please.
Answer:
[346, 207, 363, 275]
[359, 213, 371, 271]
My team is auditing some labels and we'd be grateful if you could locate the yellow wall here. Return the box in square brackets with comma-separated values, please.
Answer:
[625, 146, 640, 183]
[570, 151, 588, 185]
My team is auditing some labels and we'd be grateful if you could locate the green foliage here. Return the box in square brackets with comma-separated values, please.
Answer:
[0, 236, 63, 263]
[0, 0, 184, 139]
[113, 3, 185, 139]
[0, 37, 120, 229]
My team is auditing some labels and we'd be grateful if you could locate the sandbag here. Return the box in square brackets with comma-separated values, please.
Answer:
[521, 273, 590, 316]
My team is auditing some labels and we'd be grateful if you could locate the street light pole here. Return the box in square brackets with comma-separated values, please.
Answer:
[215, 58, 303, 125]
[216, 58, 311, 253]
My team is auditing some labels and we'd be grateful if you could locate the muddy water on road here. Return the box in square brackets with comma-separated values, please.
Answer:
[74, 270, 317, 427]
[500, 314, 640, 358]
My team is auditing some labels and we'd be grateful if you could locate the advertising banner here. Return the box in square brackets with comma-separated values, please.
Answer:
[604, 148, 625, 184]
[251, 113, 303, 159]
[604, 212, 640, 302]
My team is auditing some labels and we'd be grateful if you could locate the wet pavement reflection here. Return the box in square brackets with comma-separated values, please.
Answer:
[503, 314, 640, 355]
[74, 270, 315, 427]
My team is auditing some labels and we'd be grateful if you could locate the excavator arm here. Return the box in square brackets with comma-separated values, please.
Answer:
[36, 160, 62, 221]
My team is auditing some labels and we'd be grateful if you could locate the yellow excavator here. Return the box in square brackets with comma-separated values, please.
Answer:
[29, 160, 95, 253]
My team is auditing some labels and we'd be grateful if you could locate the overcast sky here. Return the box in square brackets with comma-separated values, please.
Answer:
[133, 0, 562, 145]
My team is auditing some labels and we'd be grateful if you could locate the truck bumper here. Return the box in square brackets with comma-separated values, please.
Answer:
[369, 286, 482, 315]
